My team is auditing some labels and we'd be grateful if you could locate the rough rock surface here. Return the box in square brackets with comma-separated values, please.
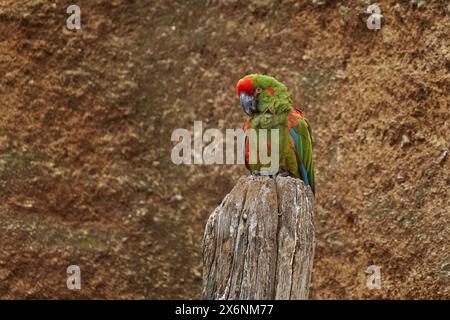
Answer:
[0, 1, 448, 299]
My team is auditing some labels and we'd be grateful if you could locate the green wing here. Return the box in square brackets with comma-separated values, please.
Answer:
[289, 118, 315, 195]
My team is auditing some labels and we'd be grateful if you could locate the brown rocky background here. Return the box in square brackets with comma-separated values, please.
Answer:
[0, 0, 448, 299]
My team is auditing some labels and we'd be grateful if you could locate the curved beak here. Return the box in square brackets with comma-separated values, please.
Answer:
[240, 92, 258, 116]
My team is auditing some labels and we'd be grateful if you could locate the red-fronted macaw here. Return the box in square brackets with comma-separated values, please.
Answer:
[237, 74, 315, 195]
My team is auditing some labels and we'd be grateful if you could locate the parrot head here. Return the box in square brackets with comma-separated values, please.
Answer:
[236, 74, 292, 116]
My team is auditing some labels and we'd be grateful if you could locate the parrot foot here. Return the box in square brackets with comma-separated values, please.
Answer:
[251, 169, 291, 177]
[251, 170, 261, 176]
[272, 168, 291, 177]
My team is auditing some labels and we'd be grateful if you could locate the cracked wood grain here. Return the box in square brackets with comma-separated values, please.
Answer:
[202, 176, 315, 300]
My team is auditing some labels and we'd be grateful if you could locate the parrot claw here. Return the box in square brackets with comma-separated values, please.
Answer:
[273, 169, 290, 177]
[252, 169, 290, 177]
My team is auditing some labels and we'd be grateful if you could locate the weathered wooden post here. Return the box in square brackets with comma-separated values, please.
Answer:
[202, 176, 315, 300]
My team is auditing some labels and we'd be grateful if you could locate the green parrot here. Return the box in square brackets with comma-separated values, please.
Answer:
[237, 74, 315, 195]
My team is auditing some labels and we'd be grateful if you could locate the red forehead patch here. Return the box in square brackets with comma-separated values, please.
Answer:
[236, 78, 254, 96]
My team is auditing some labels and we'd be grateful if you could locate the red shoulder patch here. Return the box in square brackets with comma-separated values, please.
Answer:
[288, 108, 306, 128]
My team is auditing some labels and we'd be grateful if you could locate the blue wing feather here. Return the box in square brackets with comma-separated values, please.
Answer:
[289, 127, 311, 188]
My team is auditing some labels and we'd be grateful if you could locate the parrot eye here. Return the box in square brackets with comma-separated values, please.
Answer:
[255, 87, 263, 95]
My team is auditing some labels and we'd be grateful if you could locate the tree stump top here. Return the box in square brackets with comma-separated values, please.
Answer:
[202, 176, 315, 300]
